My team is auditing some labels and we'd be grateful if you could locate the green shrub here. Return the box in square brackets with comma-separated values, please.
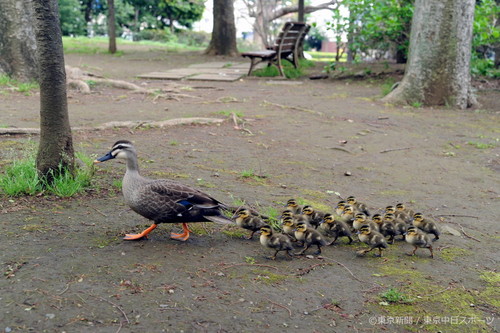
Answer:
[134, 29, 177, 43]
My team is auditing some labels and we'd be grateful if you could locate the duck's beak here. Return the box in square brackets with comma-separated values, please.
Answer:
[94, 151, 114, 164]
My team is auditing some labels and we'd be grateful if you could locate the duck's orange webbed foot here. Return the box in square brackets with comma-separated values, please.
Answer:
[123, 223, 157, 240]
[170, 223, 191, 242]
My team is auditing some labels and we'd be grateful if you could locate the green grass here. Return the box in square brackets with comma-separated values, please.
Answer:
[0, 148, 94, 197]
[381, 78, 397, 96]
[0, 75, 39, 95]
[62, 36, 203, 54]
[467, 141, 495, 149]
[380, 288, 414, 304]
[253, 59, 315, 79]
[307, 51, 343, 62]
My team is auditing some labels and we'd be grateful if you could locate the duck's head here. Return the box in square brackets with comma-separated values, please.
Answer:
[342, 205, 354, 215]
[346, 196, 357, 205]
[396, 203, 405, 211]
[336, 200, 346, 210]
[406, 226, 418, 236]
[234, 208, 250, 219]
[286, 198, 299, 208]
[385, 205, 396, 214]
[354, 213, 366, 222]
[282, 216, 295, 227]
[295, 222, 308, 232]
[94, 140, 135, 163]
[302, 205, 314, 215]
[260, 225, 273, 236]
[384, 213, 395, 222]
[413, 213, 424, 222]
[281, 209, 294, 218]
[323, 213, 335, 224]
[372, 214, 383, 224]
[357, 225, 371, 235]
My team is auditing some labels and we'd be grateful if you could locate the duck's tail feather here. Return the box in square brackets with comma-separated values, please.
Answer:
[204, 214, 234, 225]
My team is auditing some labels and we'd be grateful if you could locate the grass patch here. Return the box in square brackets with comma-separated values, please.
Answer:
[380, 288, 414, 304]
[467, 141, 495, 149]
[440, 247, 473, 262]
[0, 147, 94, 197]
[380, 78, 397, 96]
[0, 75, 39, 95]
[252, 269, 290, 285]
[253, 59, 315, 79]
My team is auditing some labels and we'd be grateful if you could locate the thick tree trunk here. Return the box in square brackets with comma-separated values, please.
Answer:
[494, 0, 500, 68]
[383, 0, 477, 109]
[107, 0, 117, 54]
[0, 0, 38, 81]
[32, 0, 75, 178]
[205, 0, 238, 56]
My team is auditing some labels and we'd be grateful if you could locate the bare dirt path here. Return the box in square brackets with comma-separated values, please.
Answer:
[1, 48, 499, 332]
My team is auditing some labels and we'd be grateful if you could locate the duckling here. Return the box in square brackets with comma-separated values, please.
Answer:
[301, 205, 325, 229]
[352, 213, 379, 232]
[94, 140, 232, 242]
[318, 213, 353, 245]
[371, 213, 398, 244]
[396, 203, 415, 221]
[405, 226, 434, 258]
[412, 213, 440, 240]
[281, 216, 297, 241]
[233, 208, 268, 240]
[383, 213, 407, 241]
[294, 222, 328, 255]
[259, 226, 294, 260]
[356, 224, 388, 257]
[394, 203, 413, 224]
[346, 196, 370, 216]
[338, 205, 355, 227]
[281, 209, 308, 224]
[334, 200, 347, 216]
[285, 198, 303, 215]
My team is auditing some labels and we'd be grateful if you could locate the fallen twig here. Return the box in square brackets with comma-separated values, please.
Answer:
[380, 147, 412, 153]
[266, 298, 292, 317]
[458, 224, 481, 242]
[322, 256, 366, 284]
[81, 292, 130, 325]
[422, 286, 452, 297]
[220, 263, 279, 271]
[295, 263, 332, 276]
[436, 214, 479, 219]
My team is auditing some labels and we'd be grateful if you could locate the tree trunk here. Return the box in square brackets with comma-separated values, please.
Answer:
[383, 0, 477, 109]
[205, 0, 238, 56]
[494, 0, 500, 68]
[107, 0, 117, 54]
[0, 0, 38, 81]
[32, 0, 75, 178]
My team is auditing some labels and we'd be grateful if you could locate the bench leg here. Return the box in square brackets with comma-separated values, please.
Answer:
[277, 57, 285, 77]
[247, 58, 257, 76]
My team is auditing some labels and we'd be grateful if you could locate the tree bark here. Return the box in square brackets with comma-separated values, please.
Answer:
[0, 0, 38, 81]
[205, 0, 238, 56]
[32, 0, 75, 178]
[107, 0, 117, 54]
[383, 0, 477, 109]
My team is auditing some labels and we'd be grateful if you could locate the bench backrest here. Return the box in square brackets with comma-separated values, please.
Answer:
[271, 22, 310, 57]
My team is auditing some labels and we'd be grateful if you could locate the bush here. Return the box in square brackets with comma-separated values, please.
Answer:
[176, 30, 211, 47]
[134, 29, 177, 43]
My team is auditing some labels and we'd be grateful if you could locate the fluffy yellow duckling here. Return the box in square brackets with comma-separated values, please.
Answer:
[352, 213, 379, 232]
[372, 213, 397, 243]
[294, 222, 328, 255]
[334, 200, 347, 216]
[285, 198, 303, 215]
[259, 226, 294, 260]
[405, 226, 434, 258]
[396, 203, 415, 220]
[412, 213, 440, 240]
[347, 196, 370, 216]
[356, 224, 388, 257]
[301, 205, 325, 229]
[338, 205, 355, 227]
[281, 216, 297, 241]
[318, 213, 353, 245]
[233, 208, 268, 240]
[383, 213, 407, 240]
[394, 203, 413, 224]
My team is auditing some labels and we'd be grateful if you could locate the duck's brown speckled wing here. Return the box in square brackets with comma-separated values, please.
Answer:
[132, 179, 230, 224]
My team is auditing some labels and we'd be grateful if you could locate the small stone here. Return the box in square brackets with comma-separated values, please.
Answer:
[46, 314, 55, 319]
[168, 289, 175, 294]
[5, 327, 12, 333]
[344, 171, 352, 176]
[305, 255, 314, 259]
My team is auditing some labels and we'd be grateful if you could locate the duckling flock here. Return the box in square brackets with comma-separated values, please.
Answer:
[235, 197, 440, 260]
[95, 141, 441, 260]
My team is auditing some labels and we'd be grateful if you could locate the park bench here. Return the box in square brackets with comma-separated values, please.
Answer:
[241, 21, 311, 77]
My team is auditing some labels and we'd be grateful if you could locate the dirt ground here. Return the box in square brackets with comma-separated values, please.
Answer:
[1, 46, 499, 333]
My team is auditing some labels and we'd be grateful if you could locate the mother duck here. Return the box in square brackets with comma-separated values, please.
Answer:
[94, 140, 233, 241]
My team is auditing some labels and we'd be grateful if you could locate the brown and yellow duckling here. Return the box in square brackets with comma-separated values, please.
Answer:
[352, 213, 379, 232]
[281, 216, 297, 241]
[318, 213, 353, 245]
[301, 205, 325, 229]
[383, 213, 407, 242]
[259, 226, 294, 260]
[338, 205, 355, 227]
[395, 203, 413, 224]
[233, 208, 268, 240]
[285, 198, 303, 215]
[347, 196, 371, 216]
[405, 226, 434, 258]
[412, 213, 440, 240]
[356, 224, 388, 257]
[294, 222, 328, 255]
[334, 200, 347, 216]
[372, 214, 397, 243]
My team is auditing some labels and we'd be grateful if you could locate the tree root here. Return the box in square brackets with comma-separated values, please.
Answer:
[0, 118, 226, 136]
